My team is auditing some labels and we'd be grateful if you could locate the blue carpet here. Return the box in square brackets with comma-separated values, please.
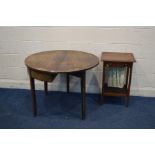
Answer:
[0, 88, 155, 129]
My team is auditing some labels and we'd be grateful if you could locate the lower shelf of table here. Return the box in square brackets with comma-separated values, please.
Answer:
[102, 85, 129, 97]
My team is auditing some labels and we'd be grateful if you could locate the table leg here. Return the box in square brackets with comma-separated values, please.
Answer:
[101, 62, 106, 104]
[126, 64, 133, 107]
[66, 73, 70, 93]
[125, 67, 129, 89]
[29, 76, 37, 116]
[128, 65, 133, 94]
[44, 81, 48, 95]
[81, 71, 86, 120]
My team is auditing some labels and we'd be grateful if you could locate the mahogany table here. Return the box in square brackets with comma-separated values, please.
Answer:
[25, 50, 99, 120]
[101, 52, 136, 107]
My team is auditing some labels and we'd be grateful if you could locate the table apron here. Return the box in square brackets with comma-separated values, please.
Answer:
[28, 68, 57, 82]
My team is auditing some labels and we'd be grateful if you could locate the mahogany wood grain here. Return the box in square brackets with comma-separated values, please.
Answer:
[101, 52, 136, 62]
[25, 50, 99, 73]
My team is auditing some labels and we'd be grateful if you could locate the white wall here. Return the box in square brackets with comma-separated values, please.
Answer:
[0, 26, 155, 97]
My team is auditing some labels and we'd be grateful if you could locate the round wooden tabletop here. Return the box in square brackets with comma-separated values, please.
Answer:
[25, 50, 99, 73]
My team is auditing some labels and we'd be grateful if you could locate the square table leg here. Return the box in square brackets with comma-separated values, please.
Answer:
[66, 71, 87, 120]
[101, 62, 106, 103]
[29, 75, 37, 116]
[81, 71, 86, 120]
[44, 81, 48, 95]
[66, 73, 70, 93]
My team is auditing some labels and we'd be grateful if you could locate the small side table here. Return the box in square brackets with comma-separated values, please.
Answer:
[101, 52, 136, 107]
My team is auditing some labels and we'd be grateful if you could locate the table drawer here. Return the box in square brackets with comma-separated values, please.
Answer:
[30, 70, 57, 82]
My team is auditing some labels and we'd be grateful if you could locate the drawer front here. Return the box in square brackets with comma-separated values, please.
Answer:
[30, 70, 57, 82]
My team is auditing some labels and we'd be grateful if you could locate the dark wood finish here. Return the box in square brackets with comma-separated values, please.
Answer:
[125, 67, 129, 89]
[44, 81, 48, 95]
[25, 50, 99, 120]
[25, 50, 99, 73]
[101, 52, 136, 62]
[101, 52, 136, 106]
[101, 62, 106, 103]
[67, 71, 86, 119]
[29, 71, 37, 116]
[128, 64, 133, 93]
[30, 69, 57, 82]
[81, 71, 86, 120]
[66, 73, 70, 93]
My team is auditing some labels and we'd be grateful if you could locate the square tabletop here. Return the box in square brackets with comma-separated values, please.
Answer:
[101, 52, 136, 62]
